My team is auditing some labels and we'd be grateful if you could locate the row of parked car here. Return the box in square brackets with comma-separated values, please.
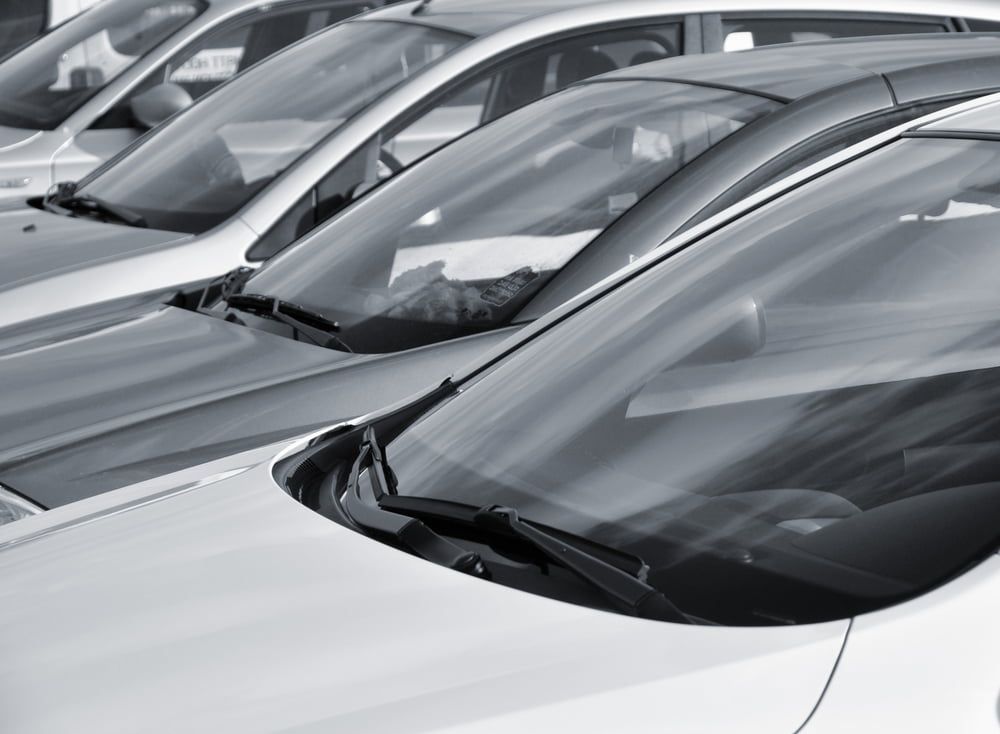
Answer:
[0, 0, 998, 731]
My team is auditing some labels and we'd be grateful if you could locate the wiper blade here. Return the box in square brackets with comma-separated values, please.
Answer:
[338, 426, 487, 575]
[48, 191, 147, 228]
[226, 293, 354, 352]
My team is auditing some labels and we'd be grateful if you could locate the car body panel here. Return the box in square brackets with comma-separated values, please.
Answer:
[0, 454, 848, 733]
[7, 35, 1000, 511]
[0, 205, 190, 291]
[921, 97, 1000, 131]
[3, 4, 1000, 324]
[0, 0, 389, 202]
[0, 206, 250, 329]
[803, 554, 1000, 733]
[0, 304, 515, 508]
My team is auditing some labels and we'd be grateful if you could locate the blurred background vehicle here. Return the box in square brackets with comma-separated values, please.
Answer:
[4, 0, 1000, 328]
[0, 0, 100, 60]
[4, 33, 1000, 524]
[2, 89, 999, 734]
[0, 0, 397, 200]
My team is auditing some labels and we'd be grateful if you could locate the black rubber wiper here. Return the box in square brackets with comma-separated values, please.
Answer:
[336, 426, 488, 575]
[225, 293, 354, 352]
[339, 428, 692, 624]
[47, 191, 147, 228]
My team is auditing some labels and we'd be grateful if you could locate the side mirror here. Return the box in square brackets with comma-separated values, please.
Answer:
[69, 66, 104, 89]
[130, 82, 193, 129]
[681, 296, 767, 365]
[626, 297, 768, 420]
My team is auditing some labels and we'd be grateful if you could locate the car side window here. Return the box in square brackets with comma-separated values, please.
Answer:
[0, 0, 47, 58]
[385, 24, 683, 169]
[92, 2, 363, 130]
[247, 23, 683, 261]
[721, 15, 949, 51]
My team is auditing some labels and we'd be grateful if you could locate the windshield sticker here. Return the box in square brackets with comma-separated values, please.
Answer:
[481, 267, 539, 307]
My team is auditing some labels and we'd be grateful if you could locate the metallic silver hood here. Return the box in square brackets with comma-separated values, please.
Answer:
[0, 125, 40, 152]
[0, 303, 514, 509]
[0, 205, 191, 295]
[0, 450, 847, 733]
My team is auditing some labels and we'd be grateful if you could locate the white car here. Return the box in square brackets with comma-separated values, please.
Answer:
[5, 0, 1000, 331]
[0, 0, 392, 200]
[2, 91, 998, 732]
[0, 0, 100, 59]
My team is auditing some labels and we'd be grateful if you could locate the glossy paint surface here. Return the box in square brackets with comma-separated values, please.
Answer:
[804, 555, 1000, 732]
[0, 452, 848, 733]
[4, 1, 1000, 328]
[0, 303, 514, 507]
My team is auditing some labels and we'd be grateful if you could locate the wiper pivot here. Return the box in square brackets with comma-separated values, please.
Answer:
[342, 427, 487, 577]
[226, 293, 353, 352]
[45, 187, 147, 228]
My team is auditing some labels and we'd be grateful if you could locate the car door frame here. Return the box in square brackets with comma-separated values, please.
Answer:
[49, 0, 377, 196]
[59, 0, 380, 137]
[699, 10, 963, 53]
[240, 11, 702, 262]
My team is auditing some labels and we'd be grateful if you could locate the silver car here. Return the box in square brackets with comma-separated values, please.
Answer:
[2, 90, 1000, 734]
[4, 0, 1000, 328]
[0, 0, 101, 59]
[0, 0, 393, 200]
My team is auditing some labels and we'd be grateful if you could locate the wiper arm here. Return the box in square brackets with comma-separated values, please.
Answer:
[336, 426, 488, 575]
[364, 460, 693, 624]
[473, 505, 692, 623]
[48, 191, 147, 228]
[225, 293, 354, 352]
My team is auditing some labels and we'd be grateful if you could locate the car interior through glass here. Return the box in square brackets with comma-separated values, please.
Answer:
[306, 136, 1000, 627]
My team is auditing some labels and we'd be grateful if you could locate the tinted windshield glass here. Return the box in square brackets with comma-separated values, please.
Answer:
[389, 138, 1000, 626]
[248, 80, 780, 353]
[0, 0, 48, 60]
[0, 0, 203, 130]
[82, 21, 469, 234]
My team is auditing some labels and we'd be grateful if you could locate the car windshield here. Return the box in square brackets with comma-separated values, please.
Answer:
[387, 137, 1000, 626]
[80, 20, 470, 234]
[247, 80, 780, 353]
[0, 0, 204, 130]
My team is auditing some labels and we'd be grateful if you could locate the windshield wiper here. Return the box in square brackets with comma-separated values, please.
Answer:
[44, 186, 147, 228]
[225, 293, 354, 352]
[341, 428, 693, 624]
[336, 426, 488, 575]
[471, 504, 692, 623]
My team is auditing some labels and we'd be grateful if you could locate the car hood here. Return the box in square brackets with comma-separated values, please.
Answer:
[0, 125, 40, 152]
[0, 205, 191, 293]
[0, 303, 514, 508]
[0, 452, 848, 734]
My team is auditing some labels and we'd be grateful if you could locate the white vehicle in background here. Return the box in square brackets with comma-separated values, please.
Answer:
[0, 0, 390, 199]
[2, 90, 999, 733]
[0, 1, 101, 59]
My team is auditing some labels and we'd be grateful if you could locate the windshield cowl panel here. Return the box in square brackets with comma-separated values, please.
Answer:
[247, 80, 780, 354]
[79, 20, 469, 235]
[0, 0, 206, 131]
[384, 137, 1000, 627]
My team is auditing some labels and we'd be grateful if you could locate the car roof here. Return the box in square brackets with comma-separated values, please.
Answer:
[592, 32, 1000, 101]
[919, 99, 1000, 134]
[371, 0, 1000, 37]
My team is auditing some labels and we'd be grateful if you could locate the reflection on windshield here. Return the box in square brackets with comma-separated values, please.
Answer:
[0, 0, 203, 130]
[388, 138, 1000, 626]
[248, 80, 780, 353]
[82, 21, 469, 234]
